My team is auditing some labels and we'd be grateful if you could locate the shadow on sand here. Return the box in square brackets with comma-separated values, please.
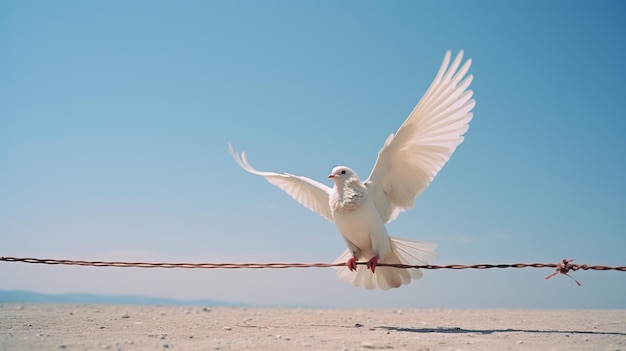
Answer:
[378, 326, 626, 336]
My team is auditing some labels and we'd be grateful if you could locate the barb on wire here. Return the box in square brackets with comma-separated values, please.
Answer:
[544, 259, 584, 286]
[2, 256, 625, 286]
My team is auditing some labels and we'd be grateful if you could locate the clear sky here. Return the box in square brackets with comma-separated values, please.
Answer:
[1, 1, 625, 309]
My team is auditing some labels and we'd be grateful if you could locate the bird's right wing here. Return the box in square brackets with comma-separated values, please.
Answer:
[366, 50, 475, 223]
[229, 144, 334, 223]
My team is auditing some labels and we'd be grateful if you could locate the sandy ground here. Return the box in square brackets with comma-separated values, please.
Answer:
[1, 304, 625, 351]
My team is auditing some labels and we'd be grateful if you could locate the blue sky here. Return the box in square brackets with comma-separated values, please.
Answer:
[1, 1, 625, 308]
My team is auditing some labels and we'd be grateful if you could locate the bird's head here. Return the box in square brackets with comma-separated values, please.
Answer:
[328, 166, 359, 184]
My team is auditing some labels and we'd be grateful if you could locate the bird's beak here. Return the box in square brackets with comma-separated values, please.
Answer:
[328, 174, 335, 179]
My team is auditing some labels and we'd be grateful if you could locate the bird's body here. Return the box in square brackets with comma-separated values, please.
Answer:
[327, 166, 435, 290]
[329, 168, 390, 263]
[230, 50, 474, 290]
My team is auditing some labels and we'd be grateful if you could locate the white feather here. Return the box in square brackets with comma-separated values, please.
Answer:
[229, 144, 334, 222]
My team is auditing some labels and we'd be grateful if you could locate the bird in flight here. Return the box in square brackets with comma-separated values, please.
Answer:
[230, 50, 475, 290]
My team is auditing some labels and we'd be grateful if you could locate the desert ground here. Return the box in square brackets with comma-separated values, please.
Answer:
[1, 304, 625, 350]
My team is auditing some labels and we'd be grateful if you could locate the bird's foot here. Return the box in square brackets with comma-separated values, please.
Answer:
[366, 255, 379, 273]
[346, 257, 358, 271]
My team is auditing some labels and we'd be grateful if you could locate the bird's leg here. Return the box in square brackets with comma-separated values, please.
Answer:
[346, 257, 358, 271]
[366, 255, 379, 273]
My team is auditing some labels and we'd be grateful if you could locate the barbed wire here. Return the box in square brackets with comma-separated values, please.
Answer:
[2, 257, 625, 286]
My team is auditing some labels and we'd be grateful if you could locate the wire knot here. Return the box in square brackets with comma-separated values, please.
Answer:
[545, 259, 582, 286]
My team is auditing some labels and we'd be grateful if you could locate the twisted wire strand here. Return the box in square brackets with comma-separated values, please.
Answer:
[2, 257, 625, 286]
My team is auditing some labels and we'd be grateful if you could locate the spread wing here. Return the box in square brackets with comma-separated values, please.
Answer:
[366, 50, 475, 223]
[229, 144, 334, 222]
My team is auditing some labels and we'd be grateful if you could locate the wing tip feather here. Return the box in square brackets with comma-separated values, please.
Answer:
[228, 143, 261, 175]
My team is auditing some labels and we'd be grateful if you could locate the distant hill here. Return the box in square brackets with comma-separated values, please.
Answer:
[0, 290, 245, 307]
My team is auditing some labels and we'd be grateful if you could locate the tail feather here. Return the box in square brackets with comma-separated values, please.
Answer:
[333, 236, 437, 290]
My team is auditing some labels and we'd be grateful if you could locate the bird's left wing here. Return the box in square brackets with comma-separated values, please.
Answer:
[229, 144, 334, 223]
[366, 50, 475, 223]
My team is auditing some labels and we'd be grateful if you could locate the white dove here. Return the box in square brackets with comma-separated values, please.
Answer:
[230, 50, 475, 290]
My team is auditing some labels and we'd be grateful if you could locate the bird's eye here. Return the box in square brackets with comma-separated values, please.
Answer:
[341, 170, 346, 174]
